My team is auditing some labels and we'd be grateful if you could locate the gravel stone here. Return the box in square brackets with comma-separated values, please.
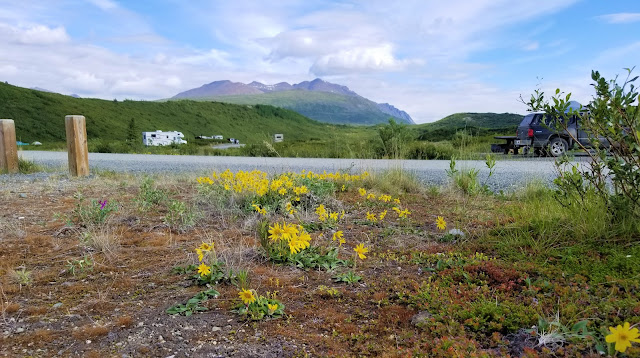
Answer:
[13, 151, 597, 191]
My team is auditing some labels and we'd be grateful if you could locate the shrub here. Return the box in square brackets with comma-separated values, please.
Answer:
[525, 67, 640, 222]
[406, 141, 455, 160]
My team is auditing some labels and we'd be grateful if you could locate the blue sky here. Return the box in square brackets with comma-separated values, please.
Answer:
[0, 0, 638, 123]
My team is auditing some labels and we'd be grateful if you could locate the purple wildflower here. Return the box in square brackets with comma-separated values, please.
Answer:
[99, 200, 107, 210]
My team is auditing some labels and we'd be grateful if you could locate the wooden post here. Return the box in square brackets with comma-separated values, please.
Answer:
[65, 115, 89, 176]
[0, 119, 19, 174]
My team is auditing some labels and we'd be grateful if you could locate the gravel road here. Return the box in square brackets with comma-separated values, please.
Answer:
[14, 151, 590, 192]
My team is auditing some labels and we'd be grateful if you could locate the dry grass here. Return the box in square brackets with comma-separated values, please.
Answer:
[362, 167, 423, 195]
[0, 217, 26, 240]
[80, 224, 121, 258]
[71, 325, 111, 340]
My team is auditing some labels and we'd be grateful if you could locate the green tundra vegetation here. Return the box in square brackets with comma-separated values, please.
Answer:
[0, 81, 520, 159]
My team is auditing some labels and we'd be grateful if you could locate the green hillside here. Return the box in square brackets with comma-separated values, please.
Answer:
[414, 112, 522, 141]
[0, 82, 352, 144]
[176, 90, 406, 125]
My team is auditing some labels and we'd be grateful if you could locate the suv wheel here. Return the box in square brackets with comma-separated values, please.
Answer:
[548, 137, 568, 157]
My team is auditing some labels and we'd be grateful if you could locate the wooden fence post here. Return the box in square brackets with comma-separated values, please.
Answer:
[0, 119, 19, 174]
[65, 115, 89, 176]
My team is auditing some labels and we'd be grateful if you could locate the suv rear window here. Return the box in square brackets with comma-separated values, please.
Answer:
[519, 114, 536, 127]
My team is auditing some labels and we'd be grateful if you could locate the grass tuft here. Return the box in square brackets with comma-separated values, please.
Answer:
[363, 168, 423, 195]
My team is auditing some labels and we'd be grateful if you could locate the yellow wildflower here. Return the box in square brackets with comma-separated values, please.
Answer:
[315, 204, 327, 216]
[354, 243, 369, 260]
[281, 222, 299, 241]
[366, 211, 378, 222]
[394, 198, 401, 204]
[278, 188, 287, 195]
[399, 209, 411, 218]
[239, 288, 256, 305]
[197, 263, 211, 276]
[366, 193, 376, 200]
[267, 303, 278, 315]
[330, 212, 339, 221]
[332, 231, 344, 242]
[379, 210, 387, 220]
[196, 248, 204, 262]
[289, 231, 311, 254]
[340, 210, 345, 219]
[268, 223, 284, 241]
[606, 322, 640, 353]
[341, 185, 346, 191]
[436, 216, 447, 231]
[199, 242, 213, 252]
[358, 188, 366, 196]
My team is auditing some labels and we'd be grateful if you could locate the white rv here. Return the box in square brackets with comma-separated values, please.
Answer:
[142, 130, 187, 146]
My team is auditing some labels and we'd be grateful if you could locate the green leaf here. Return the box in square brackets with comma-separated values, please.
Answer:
[570, 320, 589, 335]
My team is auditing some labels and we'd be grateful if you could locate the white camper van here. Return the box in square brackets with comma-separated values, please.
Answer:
[142, 130, 187, 146]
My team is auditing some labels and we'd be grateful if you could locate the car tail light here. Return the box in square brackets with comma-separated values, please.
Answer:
[527, 129, 534, 137]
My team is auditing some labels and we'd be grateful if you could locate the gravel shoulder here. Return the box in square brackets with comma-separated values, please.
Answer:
[14, 151, 592, 192]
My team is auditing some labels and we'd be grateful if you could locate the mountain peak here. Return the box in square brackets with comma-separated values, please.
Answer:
[171, 78, 413, 125]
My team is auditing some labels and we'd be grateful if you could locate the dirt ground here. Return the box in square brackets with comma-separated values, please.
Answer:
[1, 171, 635, 358]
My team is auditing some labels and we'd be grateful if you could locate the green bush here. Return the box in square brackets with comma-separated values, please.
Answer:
[525, 67, 640, 222]
[406, 141, 455, 160]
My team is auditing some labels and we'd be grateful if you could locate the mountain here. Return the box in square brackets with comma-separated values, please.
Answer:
[291, 78, 358, 96]
[377, 103, 412, 124]
[172, 80, 263, 98]
[0, 81, 345, 144]
[414, 112, 523, 141]
[171, 78, 414, 125]
[30, 87, 53, 93]
[248, 81, 293, 92]
[31, 86, 81, 98]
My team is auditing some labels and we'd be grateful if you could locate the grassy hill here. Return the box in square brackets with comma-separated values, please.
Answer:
[175, 90, 410, 126]
[414, 112, 522, 141]
[0, 82, 363, 144]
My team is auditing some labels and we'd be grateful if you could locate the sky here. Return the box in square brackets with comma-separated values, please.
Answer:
[0, 0, 638, 123]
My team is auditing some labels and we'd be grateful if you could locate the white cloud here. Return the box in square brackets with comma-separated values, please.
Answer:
[0, 23, 70, 45]
[311, 44, 420, 75]
[0, 64, 18, 76]
[173, 49, 233, 67]
[87, 0, 119, 11]
[19, 25, 69, 44]
[61, 72, 106, 92]
[597, 13, 640, 24]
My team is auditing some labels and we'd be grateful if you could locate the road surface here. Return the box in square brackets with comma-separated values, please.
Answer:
[16, 151, 586, 192]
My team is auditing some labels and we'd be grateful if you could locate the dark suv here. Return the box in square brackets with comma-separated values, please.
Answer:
[514, 112, 608, 157]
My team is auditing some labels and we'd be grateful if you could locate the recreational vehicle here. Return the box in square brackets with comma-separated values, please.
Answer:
[142, 130, 187, 146]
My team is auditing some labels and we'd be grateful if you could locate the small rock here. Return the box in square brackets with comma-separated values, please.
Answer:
[19, 193, 27, 198]
[52, 302, 63, 309]
[410, 311, 433, 327]
[448, 228, 465, 237]
[15, 327, 25, 333]
[211, 327, 222, 332]
[85, 340, 91, 344]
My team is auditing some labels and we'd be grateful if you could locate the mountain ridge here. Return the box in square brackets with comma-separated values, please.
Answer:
[172, 78, 415, 125]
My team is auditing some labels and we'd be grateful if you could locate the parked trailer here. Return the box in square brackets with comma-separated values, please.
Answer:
[142, 130, 187, 146]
